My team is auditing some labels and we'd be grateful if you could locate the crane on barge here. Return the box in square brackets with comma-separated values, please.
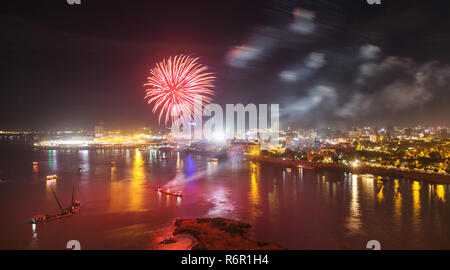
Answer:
[28, 185, 81, 224]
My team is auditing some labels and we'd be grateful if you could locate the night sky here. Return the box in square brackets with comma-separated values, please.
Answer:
[1, 0, 449, 130]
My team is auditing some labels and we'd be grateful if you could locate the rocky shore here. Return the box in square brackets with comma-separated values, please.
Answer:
[169, 218, 284, 250]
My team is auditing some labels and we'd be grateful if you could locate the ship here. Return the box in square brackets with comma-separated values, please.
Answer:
[155, 187, 183, 197]
[207, 157, 219, 162]
[159, 237, 177, 244]
[28, 185, 81, 224]
[46, 174, 58, 180]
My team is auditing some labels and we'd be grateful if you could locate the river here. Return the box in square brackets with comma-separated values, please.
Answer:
[0, 146, 449, 249]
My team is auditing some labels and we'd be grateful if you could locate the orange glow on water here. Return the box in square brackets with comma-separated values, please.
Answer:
[412, 181, 422, 232]
[436, 185, 446, 202]
[393, 179, 402, 228]
[248, 162, 262, 223]
[109, 149, 147, 213]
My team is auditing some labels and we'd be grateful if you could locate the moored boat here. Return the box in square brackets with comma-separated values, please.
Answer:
[155, 187, 183, 197]
[46, 174, 57, 180]
[28, 185, 81, 224]
[207, 157, 219, 162]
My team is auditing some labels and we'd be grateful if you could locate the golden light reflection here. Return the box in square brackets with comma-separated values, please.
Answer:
[346, 174, 361, 234]
[129, 149, 146, 212]
[248, 162, 262, 224]
[46, 179, 56, 188]
[435, 185, 446, 202]
[109, 181, 127, 213]
[45, 178, 57, 201]
[376, 179, 384, 203]
[393, 179, 402, 227]
[110, 165, 116, 181]
[411, 181, 421, 232]
[109, 149, 147, 213]
[361, 174, 374, 201]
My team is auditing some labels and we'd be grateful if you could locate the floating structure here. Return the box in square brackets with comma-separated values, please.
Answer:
[28, 185, 81, 224]
[159, 237, 177, 244]
[207, 157, 219, 162]
[155, 187, 183, 197]
[46, 175, 57, 181]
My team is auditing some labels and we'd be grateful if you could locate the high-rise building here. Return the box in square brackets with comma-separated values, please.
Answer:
[386, 126, 394, 136]
[94, 122, 105, 138]
[404, 128, 412, 136]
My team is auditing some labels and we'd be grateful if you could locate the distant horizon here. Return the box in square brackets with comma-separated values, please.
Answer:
[1, 123, 449, 133]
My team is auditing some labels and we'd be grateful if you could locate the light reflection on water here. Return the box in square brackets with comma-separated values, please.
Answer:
[412, 181, 422, 233]
[394, 179, 402, 230]
[346, 174, 361, 234]
[248, 162, 262, 224]
[1, 148, 450, 249]
[436, 185, 446, 202]
[109, 149, 147, 213]
[205, 186, 235, 217]
[376, 179, 384, 203]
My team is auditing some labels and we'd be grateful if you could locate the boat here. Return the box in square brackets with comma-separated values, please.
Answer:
[155, 187, 183, 197]
[46, 174, 57, 180]
[28, 185, 81, 224]
[159, 237, 177, 244]
[207, 157, 219, 162]
[158, 147, 174, 152]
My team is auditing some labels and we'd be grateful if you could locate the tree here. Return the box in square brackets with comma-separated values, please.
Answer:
[429, 151, 442, 162]
[312, 156, 324, 162]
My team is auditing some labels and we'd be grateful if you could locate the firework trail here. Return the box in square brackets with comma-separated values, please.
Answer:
[144, 55, 215, 125]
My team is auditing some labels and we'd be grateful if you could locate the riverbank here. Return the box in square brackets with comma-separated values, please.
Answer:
[247, 156, 450, 185]
[170, 218, 284, 250]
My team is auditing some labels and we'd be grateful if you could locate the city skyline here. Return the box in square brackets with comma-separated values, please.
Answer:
[1, 0, 450, 130]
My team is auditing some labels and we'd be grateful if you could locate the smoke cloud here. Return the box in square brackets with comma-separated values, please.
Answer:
[337, 57, 450, 118]
[226, 6, 316, 69]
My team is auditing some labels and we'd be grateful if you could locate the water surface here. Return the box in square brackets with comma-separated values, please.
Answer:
[0, 147, 449, 249]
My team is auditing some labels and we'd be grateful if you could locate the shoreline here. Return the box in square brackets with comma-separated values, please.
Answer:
[161, 218, 284, 250]
[247, 156, 450, 185]
[150, 219, 198, 250]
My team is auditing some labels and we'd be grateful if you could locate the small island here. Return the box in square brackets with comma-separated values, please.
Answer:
[172, 218, 284, 250]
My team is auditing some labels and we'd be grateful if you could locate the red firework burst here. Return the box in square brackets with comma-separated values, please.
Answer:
[144, 55, 215, 124]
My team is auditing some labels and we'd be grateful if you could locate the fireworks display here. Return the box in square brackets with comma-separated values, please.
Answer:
[144, 55, 215, 125]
